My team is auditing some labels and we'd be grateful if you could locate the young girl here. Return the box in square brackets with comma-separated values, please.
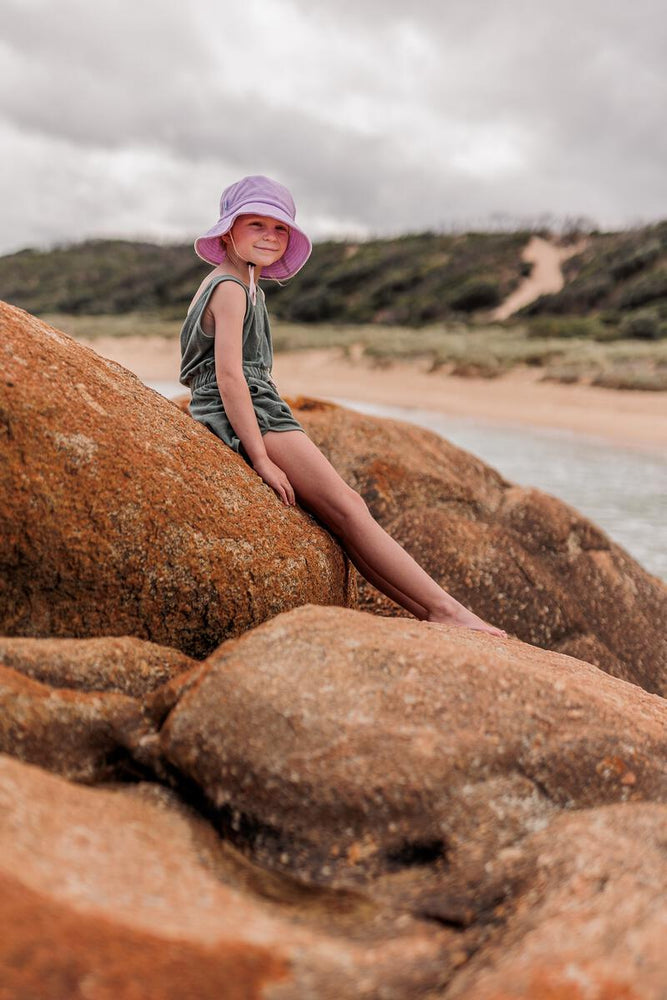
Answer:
[180, 175, 506, 637]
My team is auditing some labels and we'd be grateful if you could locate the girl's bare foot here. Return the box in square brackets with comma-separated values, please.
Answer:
[425, 597, 507, 638]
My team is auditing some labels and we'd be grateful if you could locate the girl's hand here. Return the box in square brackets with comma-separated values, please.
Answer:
[252, 457, 296, 507]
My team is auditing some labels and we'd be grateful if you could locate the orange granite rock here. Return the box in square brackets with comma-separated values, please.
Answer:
[447, 803, 667, 1000]
[0, 304, 354, 658]
[289, 397, 667, 696]
[160, 605, 667, 894]
[0, 755, 459, 999]
[0, 664, 155, 782]
[0, 634, 198, 696]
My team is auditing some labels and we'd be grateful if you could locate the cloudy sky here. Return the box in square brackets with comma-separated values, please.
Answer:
[1, 0, 665, 255]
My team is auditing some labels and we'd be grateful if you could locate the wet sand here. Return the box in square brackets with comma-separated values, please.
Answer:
[76, 334, 667, 452]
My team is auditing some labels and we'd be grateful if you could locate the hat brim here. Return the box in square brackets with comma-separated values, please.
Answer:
[193, 202, 312, 280]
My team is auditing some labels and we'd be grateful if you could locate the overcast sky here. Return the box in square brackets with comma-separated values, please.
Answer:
[1, 0, 665, 255]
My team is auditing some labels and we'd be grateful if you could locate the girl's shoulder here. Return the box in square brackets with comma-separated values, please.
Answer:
[186, 270, 249, 318]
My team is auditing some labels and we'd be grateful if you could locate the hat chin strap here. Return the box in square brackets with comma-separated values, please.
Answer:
[229, 234, 257, 305]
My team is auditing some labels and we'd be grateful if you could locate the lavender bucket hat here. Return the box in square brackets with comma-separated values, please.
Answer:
[194, 175, 312, 280]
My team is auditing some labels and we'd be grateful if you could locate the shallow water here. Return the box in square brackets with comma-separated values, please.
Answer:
[148, 380, 667, 581]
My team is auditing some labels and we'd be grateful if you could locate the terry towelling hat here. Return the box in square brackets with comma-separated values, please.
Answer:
[194, 175, 312, 280]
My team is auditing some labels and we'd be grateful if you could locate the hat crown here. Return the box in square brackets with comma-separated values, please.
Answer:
[219, 175, 296, 221]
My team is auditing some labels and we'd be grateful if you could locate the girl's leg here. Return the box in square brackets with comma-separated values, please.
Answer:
[263, 430, 506, 637]
[343, 546, 429, 619]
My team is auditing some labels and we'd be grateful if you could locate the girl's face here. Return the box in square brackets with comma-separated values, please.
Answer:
[225, 214, 290, 267]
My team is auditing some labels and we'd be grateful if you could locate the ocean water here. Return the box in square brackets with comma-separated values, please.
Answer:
[148, 380, 667, 581]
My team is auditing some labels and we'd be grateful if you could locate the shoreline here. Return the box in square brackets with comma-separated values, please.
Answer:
[75, 335, 667, 453]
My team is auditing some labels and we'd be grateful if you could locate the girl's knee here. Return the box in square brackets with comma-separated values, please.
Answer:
[328, 486, 369, 531]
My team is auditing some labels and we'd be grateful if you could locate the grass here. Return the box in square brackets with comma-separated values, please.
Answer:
[39, 312, 184, 340]
[44, 311, 667, 391]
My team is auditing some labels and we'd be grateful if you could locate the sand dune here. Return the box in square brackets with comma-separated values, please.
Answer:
[492, 235, 587, 321]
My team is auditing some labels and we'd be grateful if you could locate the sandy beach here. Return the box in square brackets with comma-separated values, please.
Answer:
[76, 334, 667, 452]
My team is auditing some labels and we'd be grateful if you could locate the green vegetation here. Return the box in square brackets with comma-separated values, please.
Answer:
[1, 231, 529, 326]
[3, 221, 666, 390]
[266, 231, 527, 324]
[1, 240, 208, 318]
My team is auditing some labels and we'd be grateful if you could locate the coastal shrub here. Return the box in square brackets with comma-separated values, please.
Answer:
[449, 359, 506, 378]
[618, 309, 665, 340]
[288, 288, 346, 323]
[540, 364, 589, 384]
[449, 278, 500, 311]
[608, 239, 661, 281]
[617, 269, 667, 310]
[561, 251, 588, 280]
[413, 296, 445, 323]
[520, 274, 614, 316]
[526, 316, 608, 340]
[592, 369, 667, 391]
[560, 275, 615, 312]
[327, 257, 384, 292]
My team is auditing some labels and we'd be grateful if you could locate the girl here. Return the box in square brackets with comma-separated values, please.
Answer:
[180, 175, 505, 637]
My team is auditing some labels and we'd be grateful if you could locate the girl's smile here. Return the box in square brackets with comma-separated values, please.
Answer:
[225, 215, 290, 271]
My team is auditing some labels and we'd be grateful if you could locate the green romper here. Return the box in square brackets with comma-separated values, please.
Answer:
[179, 274, 304, 456]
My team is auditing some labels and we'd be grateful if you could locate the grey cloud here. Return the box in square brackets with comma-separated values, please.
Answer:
[0, 0, 664, 255]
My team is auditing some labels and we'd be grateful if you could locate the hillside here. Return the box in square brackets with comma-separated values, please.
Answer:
[0, 230, 531, 325]
[1, 223, 665, 338]
[521, 220, 667, 339]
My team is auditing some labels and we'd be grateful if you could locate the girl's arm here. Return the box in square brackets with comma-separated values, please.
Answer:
[210, 282, 295, 506]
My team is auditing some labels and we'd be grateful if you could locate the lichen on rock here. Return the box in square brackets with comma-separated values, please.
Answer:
[0, 303, 354, 658]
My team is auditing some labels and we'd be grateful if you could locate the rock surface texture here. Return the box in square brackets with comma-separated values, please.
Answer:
[0, 754, 459, 1000]
[161, 606, 667, 892]
[3, 302, 667, 998]
[0, 304, 353, 657]
[446, 802, 667, 1000]
[0, 634, 198, 696]
[2, 605, 667, 996]
[289, 397, 667, 696]
[0, 663, 155, 782]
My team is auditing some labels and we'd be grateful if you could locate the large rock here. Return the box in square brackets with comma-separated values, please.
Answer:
[0, 664, 156, 782]
[0, 754, 458, 999]
[446, 803, 667, 1000]
[160, 605, 667, 903]
[289, 397, 667, 695]
[0, 303, 353, 658]
[0, 634, 198, 697]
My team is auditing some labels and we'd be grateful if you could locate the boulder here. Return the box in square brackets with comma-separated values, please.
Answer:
[447, 803, 667, 1000]
[0, 664, 156, 782]
[0, 634, 198, 697]
[0, 303, 354, 658]
[160, 605, 667, 902]
[0, 754, 458, 999]
[289, 397, 667, 695]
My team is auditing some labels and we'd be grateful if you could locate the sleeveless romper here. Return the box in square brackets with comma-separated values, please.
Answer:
[179, 274, 304, 456]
